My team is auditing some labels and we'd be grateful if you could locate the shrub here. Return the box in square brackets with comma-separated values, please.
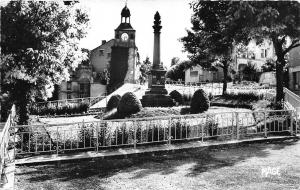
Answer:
[30, 102, 89, 116]
[169, 90, 183, 105]
[102, 108, 122, 120]
[190, 89, 210, 114]
[182, 93, 192, 104]
[117, 92, 142, 117]
[222, 92, 263, 102]
[78, 124, 95, 148]
[106, 94, 121, 111]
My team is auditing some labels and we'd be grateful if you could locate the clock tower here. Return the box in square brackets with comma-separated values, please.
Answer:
[108, 4, 138, 92]
[114, 5, 136, 47]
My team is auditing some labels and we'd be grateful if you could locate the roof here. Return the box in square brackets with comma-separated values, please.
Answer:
[115, 23, 135, 31]
[90, 39, 115, 52]
[121, 5, 131, 17]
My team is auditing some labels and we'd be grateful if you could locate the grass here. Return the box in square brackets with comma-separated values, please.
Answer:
[15, 138, 300, 190]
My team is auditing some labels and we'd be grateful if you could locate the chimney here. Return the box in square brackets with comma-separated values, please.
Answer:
[102, 40, 106, 45]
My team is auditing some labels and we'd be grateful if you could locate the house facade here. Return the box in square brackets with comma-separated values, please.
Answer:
[184, 39, 276, 84]
[234, 39, 276, 73]
[185, 65, 224, 83]
[58, 5, 140, 100]
[288, 46, 300, 94]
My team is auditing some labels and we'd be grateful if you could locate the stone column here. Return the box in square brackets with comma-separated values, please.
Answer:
[141, 12, 174, 107]
[153, 12, 162, 69]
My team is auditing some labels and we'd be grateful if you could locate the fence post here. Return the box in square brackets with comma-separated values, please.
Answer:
[264, 112, 267, 138]
[134, 121, 137, 149]
[236, 112, 239, 140]
[13, 120, 16, 160]
[56, 126, 59, 155]
[96, 122, 99, 152]
[296, 108, 299, 135]
[201, 123, 204, 142]
[290, 111, 294, 136]
[168, 118, 172, 145]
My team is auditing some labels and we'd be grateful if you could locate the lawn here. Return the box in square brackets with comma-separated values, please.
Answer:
[15, 138, 300, 190]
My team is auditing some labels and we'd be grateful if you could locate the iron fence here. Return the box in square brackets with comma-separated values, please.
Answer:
[0, 105, 16, 181]
[13, 109, 296, 157]
[165, 80, 275, 99]
[33, 95, 106, 110]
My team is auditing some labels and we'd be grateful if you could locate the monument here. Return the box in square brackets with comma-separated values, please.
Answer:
[141, 12, 174, 107]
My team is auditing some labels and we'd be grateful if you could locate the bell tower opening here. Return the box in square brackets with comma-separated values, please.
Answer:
[121, 2, 131, 23]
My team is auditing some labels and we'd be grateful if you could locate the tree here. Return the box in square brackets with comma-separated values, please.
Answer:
[170, 57, 180, 67]
[261, 59, 276, 73]
[1, 1, 89, 124]
[242, 61, 259, 81]
[181, 1, 246, 95]
[229, 1, 300, 102]
[166, 60, 189, 81]
[139, 56, 152, 84]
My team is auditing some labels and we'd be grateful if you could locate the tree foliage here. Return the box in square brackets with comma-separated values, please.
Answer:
[181, 1, 247, 95]
[1, 1, 89, 124]
[165, 60, 190, 81]
[261, 59, 276, 73]
[229, 1, 300, 102]
[242, 61, 259, 82]
[170, 57, 180, 67]
[139, 56, 152, 84]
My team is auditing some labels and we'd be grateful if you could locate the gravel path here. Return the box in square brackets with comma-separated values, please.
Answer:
[15, 138, 300, 190]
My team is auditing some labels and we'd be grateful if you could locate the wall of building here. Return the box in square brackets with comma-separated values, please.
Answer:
[288, 46, 300, 91]
[234, 39, 275, 72]
[185, 65, 224, 83]
[90, 40, 115, 73]
[90, 83, 106, 97]
[124, 47, 136, 83]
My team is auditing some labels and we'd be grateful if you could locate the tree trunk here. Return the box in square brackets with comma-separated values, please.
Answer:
[13, 80, 31, 125]
[222, 65, 228, 95]
[272, 38, 286, 105]
[275, 59, 284, 104]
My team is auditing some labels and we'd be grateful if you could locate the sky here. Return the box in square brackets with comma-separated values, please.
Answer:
[77, 0, 193, 68]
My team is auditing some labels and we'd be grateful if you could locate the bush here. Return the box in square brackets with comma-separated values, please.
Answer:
[106, 94, 121, 111]
[222, 92, 263, 102]
[117, 92, 142, 117]
[182, 93, 192, 103]
[169, 90, 183, 105]
[30, 102, 89, 116]
[190, 89, 210, 114]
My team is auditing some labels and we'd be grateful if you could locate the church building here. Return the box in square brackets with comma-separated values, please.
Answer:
[58, 5, 140, 100]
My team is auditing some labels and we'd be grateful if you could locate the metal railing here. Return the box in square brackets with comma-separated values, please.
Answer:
[13, 109, 297, 157]
[35, 96, 106, 108]
[284, 87, 300, 111]
[0, 105, 15, 181]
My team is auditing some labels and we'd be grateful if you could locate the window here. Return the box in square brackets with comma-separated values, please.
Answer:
[79, 83, 90, 98]
[67, 82, 71, 90]
[99, 49, 104, 56]
[261, 49, 268, 58]
[107, 53, 111, 58]
[130, 34, 134, 39]
[261, 49, 265, 58]
[190, 70, 198, 77]
[67, 93, 71, 99]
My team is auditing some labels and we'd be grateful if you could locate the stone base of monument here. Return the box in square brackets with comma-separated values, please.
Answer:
[141, 90, 175, 107]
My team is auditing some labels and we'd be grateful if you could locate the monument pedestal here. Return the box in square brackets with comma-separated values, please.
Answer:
[141, 68, 174, 107]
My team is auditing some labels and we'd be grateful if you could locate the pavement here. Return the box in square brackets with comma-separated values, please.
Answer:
[15, 135, 299, 166]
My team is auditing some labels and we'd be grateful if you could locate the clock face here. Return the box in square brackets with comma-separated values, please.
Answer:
[121, 33, 129, 41]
